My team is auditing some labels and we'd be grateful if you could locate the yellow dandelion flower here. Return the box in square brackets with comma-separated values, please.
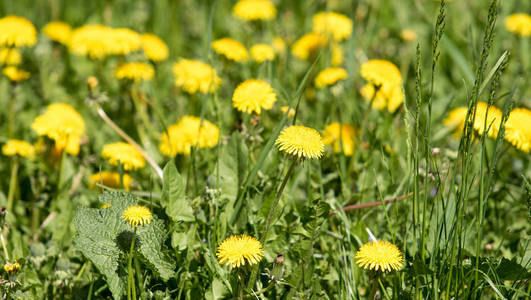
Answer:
[101, 142, 145, 171]
[322, 122, 356, 156]
[281, 106, 296, 118]
[331, 43, 344, 66]
[3, 262, 21, 274]
[122, 205, 152, 227]
[360, 59, 404, 113]
[3, 66, 30, 82]
[160, 116, 219, 156]
[69, 24, 112, 59]
[43, 21, 72, 45]
[272, 37, 286, 55]
[114, 62, 154, 81]
[102, 204, 112, 208]
[173, 58, 221, 94]
[250, 44, 275, 63]
[2, 140, 35, 158]
[400, 29, 417, 42]
[212, 38, 248, 62]
[232, 79, 277, 114]
[315, 67, 348, 88]
[31, 103, 85, 155]
[443, 102, 503, 139]
[312, 12, 353, 41]
[0, 16, 37, 47]
[140, 33, 169, 62]
[216, 234, 264, 268]
[505, 108, 531, 152]
[355, 240, 403, 272]
[233, 0, 276, 21]
[89, 171, 132, 191]
[107, 28, 141, 56]
[276, 125, 325, 159]
[0, 48, 21, 66]
[505, 13, 531, 37]
[291, 33, 327, 60]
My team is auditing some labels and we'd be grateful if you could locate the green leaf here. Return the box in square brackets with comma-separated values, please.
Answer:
[161, 161, 194, 222]
[137, 216, 176, 281]
[73, 205, 126, 300]
[74, 191, 176, 299]
[496, 258, 530, 280]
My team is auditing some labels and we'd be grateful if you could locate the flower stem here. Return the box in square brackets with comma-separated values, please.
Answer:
[0, 233, 10, 261]
[127, 227, 137, 300]
[7, 82, 15, 138]
[6, 157, 19, 214]
[247, 158, 297, 290]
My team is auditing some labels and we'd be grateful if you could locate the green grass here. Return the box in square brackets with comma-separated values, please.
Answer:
[0, 0, 530, 299]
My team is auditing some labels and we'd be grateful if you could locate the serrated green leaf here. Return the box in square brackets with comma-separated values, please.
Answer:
[161, 161, 194, 222]
[74, 191, 176, 299]
[137, 216, 176, 281]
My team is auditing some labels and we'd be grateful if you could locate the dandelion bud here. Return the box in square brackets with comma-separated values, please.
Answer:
[87, 76, 98, 90]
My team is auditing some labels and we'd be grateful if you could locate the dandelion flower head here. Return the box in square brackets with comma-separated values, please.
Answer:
[312, 12, 353, 41]
[114, 62, 154, 81]
[322, 122, 356, 156]
[2, 140, 35, 158]
[69, 24, 113, 59]
[212, 38, 248, 62]
[233, 0, 276, 21]
[505, 107, 531, 152]
[400, 29, 417, 42]
[173, 58, 221, 94]
[122, 205, 152, 227]
[43, 21, 72, 45]
[355, 240, 403, 272]
[101, 142, 145, 171]
[106, 28, 141, 56]
[315, 67, 348, 88]
[3, 66, 30, 82]
[89, 171, 132, 191]
[0, 16, 37, 47]
[281, 106, 296, 118]
[331, 43, 344, 66]
[250, 44, 275, 63]
[159, 116, 219, 156]
[141, 33, 169, 62]
[31, 103, 85, 155]
[291, 33, 327, 60]
[232, 79, 277, 115]
[3, 262, 21, 274]
[276, 125, 325, 159]
[505, 13, 531, 37]
[360, 59, 404, 113]
[0, 48, 21, 66]
[272, 37, 286, 55]
[443, 102, 503, 139]
[217, 235, 264, 268]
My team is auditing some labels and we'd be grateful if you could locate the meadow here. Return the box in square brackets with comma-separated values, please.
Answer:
[0, 0, 530, 299]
